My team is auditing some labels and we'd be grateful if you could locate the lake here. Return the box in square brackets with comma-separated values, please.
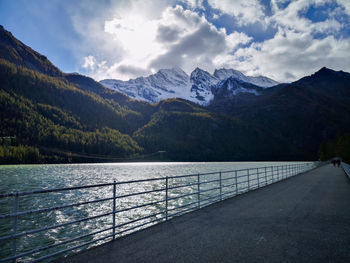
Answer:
[0, 161, 314, 262]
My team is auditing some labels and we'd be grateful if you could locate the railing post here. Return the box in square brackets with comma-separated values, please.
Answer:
[264, 166, 267, 185]
[284, 164, 288, 179]
[285, 165, 287, 179]
[165, 176, 168, 220]
[293, 164, 295, 176]
[12, 192, 19, 263]
[247, 169, 250, 191]
[112, 181, 116, 240]
[235, 170, 238, 195]
[289, 165, 291, 177]
[271, 166, 274, 182]
[197, 174, 200, 209]
[219, 171, 222, 201]
[257, 168, 260, 188]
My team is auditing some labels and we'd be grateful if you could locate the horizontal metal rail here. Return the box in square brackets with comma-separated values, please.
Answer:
[32, 233, 115, 263]
[115, 199, 165, 214]
[167, 191, 198, 202]
[116, 187, 165, 199]
[115, 177, 165, 185]
[0, 212, 113, 241]
[0, 183, 114, 198]
[114, 211, 165, 230]
[167, 200, 199, 213]
[168, 205, 198, 218]
[199, 178, 220, 185]
[167, 182, 198, 191]
[0, 197, 114, 219]
[342, 162, 350, 179]
[0, 226, 114, 262]
[0, 162, 316, 262]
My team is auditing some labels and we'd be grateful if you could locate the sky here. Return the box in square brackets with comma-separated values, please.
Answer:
[0, 0, 350, 82]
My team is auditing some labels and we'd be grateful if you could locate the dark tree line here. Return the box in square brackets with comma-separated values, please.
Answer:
[318, 134, 350, 163]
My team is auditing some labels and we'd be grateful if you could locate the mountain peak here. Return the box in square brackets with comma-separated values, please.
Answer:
[213, 68, 278, 88]
[214, 68, 245, 80]
[192, 67, 205, 72]
[315, 66, 334, 75]
[190, 67, 213, 80]
[0, 25, 62, 76]
[158, 67, 188, 79]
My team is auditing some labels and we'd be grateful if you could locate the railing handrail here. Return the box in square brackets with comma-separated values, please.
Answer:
[0, 162, 317, 262]
[341, 162, 350, 179]
[0, 163, 313, 198]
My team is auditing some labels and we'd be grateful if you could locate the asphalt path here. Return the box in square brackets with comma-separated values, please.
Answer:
[58, 164, 350, 263]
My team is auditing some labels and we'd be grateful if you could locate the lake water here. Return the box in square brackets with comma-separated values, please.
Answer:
[0, 161, 315, 262]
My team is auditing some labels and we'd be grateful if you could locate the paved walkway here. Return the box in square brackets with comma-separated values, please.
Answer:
[59, 164, 350, 263]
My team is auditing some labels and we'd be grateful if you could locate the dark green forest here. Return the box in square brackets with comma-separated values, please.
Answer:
[1, 25, 350, 164]
[318, 133, 350, 163]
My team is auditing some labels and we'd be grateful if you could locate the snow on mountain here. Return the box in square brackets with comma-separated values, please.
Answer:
[101, 67, 192, 103]
[189, 67, 218, 104]
[213, 68, 246, 82]
[213, 77, 261, 98]
[214, 68, 279, 88]
[100, 67, 279, 105]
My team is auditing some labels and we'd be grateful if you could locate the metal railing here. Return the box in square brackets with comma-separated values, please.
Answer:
[0, 162, 316, 262]
[341, 162, 350, 179]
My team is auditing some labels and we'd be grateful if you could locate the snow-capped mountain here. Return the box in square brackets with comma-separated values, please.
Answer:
[189, 67, 218, 103]
[213, 68, 279, 88]
[213, 77, 262, 98]
[100, 67, 279, 105]
[101, 67, 192, 103]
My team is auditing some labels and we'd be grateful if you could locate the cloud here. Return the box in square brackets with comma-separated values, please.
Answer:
[221, 27, 350, 82]
[115, 64, 151, 76]
[72, 0, 350, 83]
[149, 6, 252, 74]
[156, 25, 182, 42]
[78, 3, 251, 80]
[82, 55, 96, 70]
[207, 0, 350, 82]
[179, 0, 204, 9]
[337, 0, 350, 16]
[207, 0, 267, 26]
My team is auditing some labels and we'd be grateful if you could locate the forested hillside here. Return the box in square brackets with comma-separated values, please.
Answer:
[1, 25, 350, 163]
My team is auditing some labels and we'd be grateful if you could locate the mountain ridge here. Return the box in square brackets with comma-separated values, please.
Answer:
[100, 66, 279, 105]
[1, 24, 350, 163]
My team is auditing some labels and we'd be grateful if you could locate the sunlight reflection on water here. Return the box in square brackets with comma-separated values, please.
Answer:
[0, 161, 313, 261]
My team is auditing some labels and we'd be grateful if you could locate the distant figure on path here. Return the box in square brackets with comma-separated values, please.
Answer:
[332, 160, 336, 167]
[337, 159, 341, 167]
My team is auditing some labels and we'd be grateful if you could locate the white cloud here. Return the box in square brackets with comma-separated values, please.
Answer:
[214, 0, 349, 81]
[337, 0, 350, 16]
[179, 0, 204, 9]
[149, 5, 252, 74]
[222, 27, 350, 82]
[82, 56, 96, 70]
[78, 4, 252, 80]
[207, 0, 267, 26]
[73, 0, 350, 83]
